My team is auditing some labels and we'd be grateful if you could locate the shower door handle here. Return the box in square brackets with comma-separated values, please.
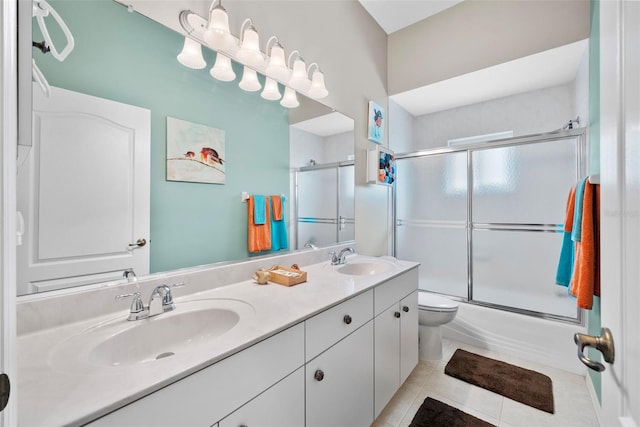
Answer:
[574, 327, 615, 372]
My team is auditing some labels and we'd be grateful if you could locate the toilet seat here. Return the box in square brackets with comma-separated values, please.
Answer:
[418, 292, 458, 312]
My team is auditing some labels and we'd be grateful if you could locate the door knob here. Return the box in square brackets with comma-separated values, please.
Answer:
[574, 327, 615, 372]
[128, 238, 146, 250]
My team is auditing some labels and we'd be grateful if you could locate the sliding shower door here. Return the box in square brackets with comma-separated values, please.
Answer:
[296, 163, 354, 248]
[394, 129, 585, 321]
[471, 139, 578, 318]
[395, 152, 469, 298]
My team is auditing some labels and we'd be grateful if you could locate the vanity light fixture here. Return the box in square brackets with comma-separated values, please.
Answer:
[288, 51, 311, 92]
[236, 18, 264, 67]
[280, 86, 300, 108]
[210, 52, 236, 81]
[239, 66, 262, 92]
[203, 0, 234, 50]
[264, 36, 290, 81]
[261, 77, 282, 100]
[177, 7, 330, 105]
[306, 63, 328, 99]
[177, 37, 206, 69]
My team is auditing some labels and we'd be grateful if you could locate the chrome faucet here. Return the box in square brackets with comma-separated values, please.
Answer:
[304, 242, 318, 250]
[329, 247, 355, 265]
[116, 283, 184, 321]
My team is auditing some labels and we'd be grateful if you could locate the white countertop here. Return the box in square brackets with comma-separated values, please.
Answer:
[18, 255, 419, 427]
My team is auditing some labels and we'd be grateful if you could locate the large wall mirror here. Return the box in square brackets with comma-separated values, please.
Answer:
[17, 0, 354, 296]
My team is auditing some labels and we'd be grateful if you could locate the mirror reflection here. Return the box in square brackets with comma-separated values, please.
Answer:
[17, 0, 354, 296]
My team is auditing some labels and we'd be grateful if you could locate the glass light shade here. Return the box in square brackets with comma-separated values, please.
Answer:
[204, 6, 235, 50]
[288, 58, 311, 91]
[261, 77, 281, 101]
[236, 27, 264, 67]
[210, 53, 236, 82]
[177, 37, 206, 69]
[265, 44, 290, 81]
[308, 69, 328, 99]
[280, 87, 299, 108]
[239, 66, 261, 92]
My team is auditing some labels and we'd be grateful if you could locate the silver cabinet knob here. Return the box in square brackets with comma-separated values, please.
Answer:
[314, 369, 325, 381]
[343, 314, 352, 325]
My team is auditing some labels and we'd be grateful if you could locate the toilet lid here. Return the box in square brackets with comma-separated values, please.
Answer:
[419, 292, 459, 311]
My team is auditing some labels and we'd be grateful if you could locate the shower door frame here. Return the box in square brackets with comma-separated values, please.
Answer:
[294, 160, 355, 249]
[393, 127, 588, 324]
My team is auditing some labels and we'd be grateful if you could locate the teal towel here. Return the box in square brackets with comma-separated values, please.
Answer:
[571, 178, 588, 243]
[270, 196, 288, 251]
[555, 231, 574, 287]
[253, 195, 266, 225]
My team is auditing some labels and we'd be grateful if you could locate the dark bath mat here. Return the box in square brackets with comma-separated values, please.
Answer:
[409, 397, 496, 427]
[445, 348, 554, 414]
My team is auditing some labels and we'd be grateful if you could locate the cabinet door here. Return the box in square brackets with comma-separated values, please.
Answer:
[374, 304, 400, 418]
[306, 321, 374, 427]
[400, 291, 419, 384]
[219, 368, 304, 427]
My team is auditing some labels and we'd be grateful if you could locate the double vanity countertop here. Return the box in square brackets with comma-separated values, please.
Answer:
[18, 255, 419, 427]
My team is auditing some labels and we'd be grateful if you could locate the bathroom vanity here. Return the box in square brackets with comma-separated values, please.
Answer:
[17, 247, 418, 426]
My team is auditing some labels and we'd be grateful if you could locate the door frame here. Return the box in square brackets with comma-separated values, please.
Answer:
[599, 0, 639, 425]
[1, 0, 19, 424]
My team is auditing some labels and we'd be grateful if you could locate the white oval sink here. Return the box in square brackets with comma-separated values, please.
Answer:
[89, 307, 240, 366]
[337, 260, 394, 276]
[49, 298, 255, 371]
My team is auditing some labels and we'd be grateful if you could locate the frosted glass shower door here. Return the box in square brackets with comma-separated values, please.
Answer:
[395, 153, 468, 297]
[471, 139, 579, 318]
[297, 168, 338, 248]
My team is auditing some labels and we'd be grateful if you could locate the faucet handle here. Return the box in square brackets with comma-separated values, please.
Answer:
[328, 251, 339, 265]
[115, 292, 146, 320]
[162, 283, 186, 308]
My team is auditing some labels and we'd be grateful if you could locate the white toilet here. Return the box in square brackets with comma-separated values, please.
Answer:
[418, 292, 459, 360]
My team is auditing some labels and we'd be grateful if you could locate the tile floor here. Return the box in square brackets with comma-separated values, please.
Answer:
[372, 339, 599, 427]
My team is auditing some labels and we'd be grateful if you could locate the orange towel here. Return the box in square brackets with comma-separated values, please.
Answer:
[271, 195, 283, 221]
[248, 195, 271, 253]
[569, 183, 600, 308]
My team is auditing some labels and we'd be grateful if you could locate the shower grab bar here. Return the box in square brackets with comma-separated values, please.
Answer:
[298, 217, 338, 224]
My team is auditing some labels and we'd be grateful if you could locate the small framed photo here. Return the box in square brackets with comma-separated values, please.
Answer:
[367, 101, 384, 143]
[367, 145, 395, 186]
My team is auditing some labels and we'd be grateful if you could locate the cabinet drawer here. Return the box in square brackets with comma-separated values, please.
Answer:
[219, 367, 304, 427]
[88, 323, 304, 426]
[374, 267, 419, 316]
[305, 289, 373, 361]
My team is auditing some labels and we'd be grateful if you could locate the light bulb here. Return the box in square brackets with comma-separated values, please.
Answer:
[280, 87, 299, 108]
[261, 77, 281, 101]
[265, 43, 290, 81]
[236, 25, 264, 67]
[204, 5, 235, 50]
[288, 58, 310, 91]
[210, 53, 236, 82]
[239, 66, 261, 92]
[308, 69, 328, 99]
[177, 37, 206, 69]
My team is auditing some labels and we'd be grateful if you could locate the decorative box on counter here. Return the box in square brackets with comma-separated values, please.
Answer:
[268, 265, 307, 286]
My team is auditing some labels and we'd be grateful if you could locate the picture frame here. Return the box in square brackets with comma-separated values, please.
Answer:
[166, 116, 226, 184]
[367, 101, 384, 143]
[367, 145, 396, 186]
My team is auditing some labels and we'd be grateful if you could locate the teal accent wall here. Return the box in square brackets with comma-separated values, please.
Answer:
[588, 0, 602, 403]
[33, 0, 290, 273]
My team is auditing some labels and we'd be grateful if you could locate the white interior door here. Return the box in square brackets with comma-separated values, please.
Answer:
[599, 1, 640, 425]
[17, 84, 150, 294]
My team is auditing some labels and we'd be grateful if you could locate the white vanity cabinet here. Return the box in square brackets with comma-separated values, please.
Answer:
[305, 289, 375, 427]
[373, 268, 419, 417]
[87, 324, 305, 427]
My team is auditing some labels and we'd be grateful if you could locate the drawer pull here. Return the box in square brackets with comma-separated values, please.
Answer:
[314, 369, 325, 381]
[343, 314, 352, 325]
[394, 311, 401, 319]
[402, 306, 410, 313]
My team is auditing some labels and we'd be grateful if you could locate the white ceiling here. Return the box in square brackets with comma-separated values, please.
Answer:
[291, 112, 354, 137]
[358, 0, 464, 34]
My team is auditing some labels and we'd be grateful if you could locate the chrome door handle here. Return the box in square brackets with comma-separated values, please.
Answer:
[128, 238, 146, 249]
[574, 327, 615, 372]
